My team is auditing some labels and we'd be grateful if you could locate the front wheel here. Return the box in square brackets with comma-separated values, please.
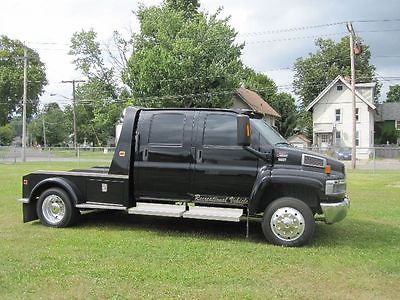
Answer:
[262, 197, 315, 247]
[37, 188, 80, 227]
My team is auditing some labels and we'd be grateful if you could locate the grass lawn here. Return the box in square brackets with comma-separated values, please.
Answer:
[0, 163, 399, 299]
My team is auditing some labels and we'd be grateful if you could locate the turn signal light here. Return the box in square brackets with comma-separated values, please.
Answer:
[325, 165, 331, 175]
[246, 124, 251, 137]
[23, 179, 28, 185]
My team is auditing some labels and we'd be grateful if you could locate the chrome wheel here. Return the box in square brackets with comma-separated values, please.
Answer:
[42, 194, 66, 225]
[270, 207, 305, 241]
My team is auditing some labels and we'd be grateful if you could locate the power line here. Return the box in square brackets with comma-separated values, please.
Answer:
[238, 21, 346, 37]
[237, 18, 400, 37]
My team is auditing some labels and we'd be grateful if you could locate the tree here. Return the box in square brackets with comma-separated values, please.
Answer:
[0, 124, 14, 145]
[243, 68, 277, 101]
[69, 30, 127, 145]
[123, 1, 244, 108]
[386, 84, 400, 102]
[29, 103, 68, 146]
[374, 122, 399, 144]
[0, 35, 47, 125]
[269, 93, 298, 138]
[243, 70, 298, 137]
[293, 37, 378, 136]
[165, 0, 200, 18]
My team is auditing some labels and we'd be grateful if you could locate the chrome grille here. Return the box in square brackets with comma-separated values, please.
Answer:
[302, 154, 326, 168]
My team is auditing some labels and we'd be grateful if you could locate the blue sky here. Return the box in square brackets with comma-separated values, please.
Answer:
[1, 0, 399, 104]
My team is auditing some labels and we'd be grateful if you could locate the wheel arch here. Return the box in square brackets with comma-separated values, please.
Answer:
[249, 176, 323, 214]
[30, 177, 81, 206]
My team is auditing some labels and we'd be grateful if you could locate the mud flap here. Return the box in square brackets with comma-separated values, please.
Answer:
[23, 202, 38, 223]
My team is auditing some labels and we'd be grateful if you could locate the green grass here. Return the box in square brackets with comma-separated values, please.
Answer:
[1, 163, 399, 299]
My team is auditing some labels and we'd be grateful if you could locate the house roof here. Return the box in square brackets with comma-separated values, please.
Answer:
[375, 102, 400, 121]
[235, 87, 280, 117]
[306, 75, 376, 111]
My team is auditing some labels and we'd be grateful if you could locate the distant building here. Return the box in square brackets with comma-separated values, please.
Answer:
[232, 87, 280, 127]
[306, 75, 376, 159]
[375, 102, 400, 145]
[287, 133, 311, 149]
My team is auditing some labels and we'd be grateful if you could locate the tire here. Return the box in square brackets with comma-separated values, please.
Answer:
[36, 188, 80, 228]
[262, 197, 315, 247]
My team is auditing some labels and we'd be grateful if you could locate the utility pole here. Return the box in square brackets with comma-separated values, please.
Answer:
[61, 79, 85, 156]
[22, 46, 28, 162]
[42, 118, 47, 148]
[347, 22, 357, 169]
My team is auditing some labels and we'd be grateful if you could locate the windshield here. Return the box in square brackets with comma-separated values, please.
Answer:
[251, 119, 288, 146]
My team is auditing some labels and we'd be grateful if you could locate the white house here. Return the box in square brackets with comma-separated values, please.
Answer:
[306, 75, 376, 159]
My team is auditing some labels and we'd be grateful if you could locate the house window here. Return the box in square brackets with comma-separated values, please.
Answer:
[321, 134, 330, 143]
[337, 85, 343, 91]
[335, 109, 341, 122]
[396, 120, 400, 130]
[355, 108, 359, 122]
[355, 131, 360, 147]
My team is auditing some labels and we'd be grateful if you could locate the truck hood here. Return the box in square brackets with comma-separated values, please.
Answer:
[274, 146, 345, 176]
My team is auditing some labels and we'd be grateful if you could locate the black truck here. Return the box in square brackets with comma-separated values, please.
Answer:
[19, 107, 349, 247]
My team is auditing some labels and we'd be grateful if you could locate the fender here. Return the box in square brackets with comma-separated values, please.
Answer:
[249, 167, 324, 214]
[29, 177, 81, 205]
[249, 165, 271, 214]
[23, 177, 81, 223]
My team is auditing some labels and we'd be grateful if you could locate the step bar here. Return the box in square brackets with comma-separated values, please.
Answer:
[128, 203, 186, 218]
[127, 202, 244, 222]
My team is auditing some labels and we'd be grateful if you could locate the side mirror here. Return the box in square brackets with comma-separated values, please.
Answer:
[237, 114, 251, 146]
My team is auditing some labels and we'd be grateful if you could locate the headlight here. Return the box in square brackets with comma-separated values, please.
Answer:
[325, 179, 346, 196]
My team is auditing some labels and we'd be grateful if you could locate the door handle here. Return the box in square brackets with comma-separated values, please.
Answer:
[196, 149, 203, 163]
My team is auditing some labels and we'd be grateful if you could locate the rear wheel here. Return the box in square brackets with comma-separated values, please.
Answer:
[37, 188, 79, 227]
[262, 197, 315, 247]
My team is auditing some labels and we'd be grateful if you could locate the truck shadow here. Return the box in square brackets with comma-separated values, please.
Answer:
[76, 211, 399, 248]
[78, 210, 265, 242]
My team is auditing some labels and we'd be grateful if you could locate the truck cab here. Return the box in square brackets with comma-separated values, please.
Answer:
[19, 107, 349, 247]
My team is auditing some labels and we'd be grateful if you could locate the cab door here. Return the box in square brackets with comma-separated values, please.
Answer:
[134, 110, 195, 201]
[192, 112, 258, 198]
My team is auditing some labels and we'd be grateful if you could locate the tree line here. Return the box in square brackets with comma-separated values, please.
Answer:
[1, 0, 397, 146]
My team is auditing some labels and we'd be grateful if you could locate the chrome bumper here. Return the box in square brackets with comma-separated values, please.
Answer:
[319, 197, 350, 224]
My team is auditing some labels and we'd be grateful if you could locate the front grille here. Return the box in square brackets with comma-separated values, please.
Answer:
[302, 154, 326, 168]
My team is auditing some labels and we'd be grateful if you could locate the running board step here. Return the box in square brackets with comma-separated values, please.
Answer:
[76, 203, 127, 210]
[128, 202, 186, 218]
[182, 206, 243, 222]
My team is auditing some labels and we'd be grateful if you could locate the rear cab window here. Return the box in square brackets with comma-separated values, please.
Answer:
[149, 113, 186, 146]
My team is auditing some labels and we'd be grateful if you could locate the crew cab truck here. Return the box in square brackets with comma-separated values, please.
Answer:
[19, 107, 350, 247]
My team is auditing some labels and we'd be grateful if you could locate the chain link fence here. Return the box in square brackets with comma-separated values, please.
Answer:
[1, 145, 399, 170]
[0, 146, 115, 165]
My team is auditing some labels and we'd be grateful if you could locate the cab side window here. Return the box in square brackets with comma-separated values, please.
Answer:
[149, 113, 185, 145]
[203, 114, 237, 146]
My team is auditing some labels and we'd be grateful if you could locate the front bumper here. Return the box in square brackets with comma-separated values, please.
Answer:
[319, 196, 350, 224]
